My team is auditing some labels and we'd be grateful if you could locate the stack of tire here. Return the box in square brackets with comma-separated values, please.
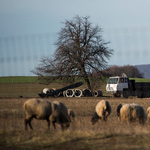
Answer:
[42, 88, 102, 98]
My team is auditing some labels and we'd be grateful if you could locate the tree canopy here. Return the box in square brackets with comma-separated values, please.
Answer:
[32, 15, 113, 90]
[103, 65, 143, 78]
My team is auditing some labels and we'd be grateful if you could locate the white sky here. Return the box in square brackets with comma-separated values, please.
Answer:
[0, 0, 150, 76]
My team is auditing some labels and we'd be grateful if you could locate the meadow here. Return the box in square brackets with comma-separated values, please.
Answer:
[1, 77, 150, 149]
[1, 97, 150, 150]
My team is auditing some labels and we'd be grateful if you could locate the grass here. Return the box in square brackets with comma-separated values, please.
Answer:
[1, 76, 150, 84]
[0, 76, 38, 83]
[1, 97, 150, 149]
[0, 76, 150, 98]
[0, 81, 107, 98]
[129, 78, 150, 82]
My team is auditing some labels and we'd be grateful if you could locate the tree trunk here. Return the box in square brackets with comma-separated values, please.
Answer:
[84, 75, 91, 90]
[85, 78, 91, 90]
[82, 67, 91, 90]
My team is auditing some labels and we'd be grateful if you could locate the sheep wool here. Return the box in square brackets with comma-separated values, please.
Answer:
[120, 103, 147, 124]
[52, 101, 69, 118]
[23, 98, 70, 130]
[68, 108, 75, 120]
[91, 100, 111, 125]
[147, 107, 150, 121]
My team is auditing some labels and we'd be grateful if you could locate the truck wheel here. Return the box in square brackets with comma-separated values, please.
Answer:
[122, 90, 129, 98]
[113, 93, 117, 97]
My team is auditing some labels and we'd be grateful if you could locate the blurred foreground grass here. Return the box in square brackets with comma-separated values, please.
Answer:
[0, 97, 150, 149]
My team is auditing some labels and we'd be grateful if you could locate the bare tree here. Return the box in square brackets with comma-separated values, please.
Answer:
[32, 16, 113, 90]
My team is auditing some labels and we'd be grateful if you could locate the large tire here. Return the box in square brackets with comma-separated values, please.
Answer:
[113, 93, 117, 97]
[113, 93, 121, 98]
[122, 90, 129, 98]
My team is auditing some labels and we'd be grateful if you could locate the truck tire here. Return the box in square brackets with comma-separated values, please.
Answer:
[113, 93, 117, 97]
[113, 93, 121, 98]
[122, 90, 129, 98]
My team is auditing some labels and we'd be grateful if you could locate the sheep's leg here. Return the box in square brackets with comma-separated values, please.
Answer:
[25, 119, 28, 130]
[61, 124, 64, 131]
[50, 116, 56, 129]
[52, 121, 56, 129]
[28, 117, 33, 130]
[103, 116, 107, 121]
[28, 120, 33, 130]
[47, 119, 50, 129]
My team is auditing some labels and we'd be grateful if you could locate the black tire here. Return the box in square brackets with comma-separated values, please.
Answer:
[122, 90, 129, 98]
[113, 93, 117, 97]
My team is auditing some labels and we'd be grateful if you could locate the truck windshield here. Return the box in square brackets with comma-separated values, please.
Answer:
[108, 78, 118, 84]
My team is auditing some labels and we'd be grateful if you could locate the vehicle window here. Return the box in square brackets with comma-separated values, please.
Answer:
[125, 78, 128, 83]
[120, 78, 124, 83]
[108, 78, 118, 84]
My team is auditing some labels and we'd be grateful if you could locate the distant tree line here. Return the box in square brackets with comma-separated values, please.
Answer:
[102, 65, 143, 78]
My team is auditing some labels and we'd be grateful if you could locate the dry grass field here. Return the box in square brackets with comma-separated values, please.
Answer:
[1, 96, 150, 150]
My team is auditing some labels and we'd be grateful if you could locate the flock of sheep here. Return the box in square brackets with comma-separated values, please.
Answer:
[23, 98, 150, 131]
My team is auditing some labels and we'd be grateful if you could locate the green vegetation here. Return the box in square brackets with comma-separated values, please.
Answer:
[0, 76, 38, 83]
[130, 78, 150, 82]
[0, 76, 150, 98]
[1, 76, 150, 84]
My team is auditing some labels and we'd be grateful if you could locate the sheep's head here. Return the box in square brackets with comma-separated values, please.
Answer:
[117, 104, 123, 117]
[91, 117, 99, 125]
[61, 122, 70, 131]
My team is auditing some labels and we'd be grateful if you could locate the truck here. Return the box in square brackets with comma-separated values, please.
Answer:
[106, 75, 150, 98]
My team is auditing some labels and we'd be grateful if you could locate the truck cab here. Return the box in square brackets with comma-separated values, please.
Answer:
[106, 76, 128, 97]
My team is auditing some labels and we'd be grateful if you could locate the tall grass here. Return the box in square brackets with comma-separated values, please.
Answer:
[1, 97, 150, 149]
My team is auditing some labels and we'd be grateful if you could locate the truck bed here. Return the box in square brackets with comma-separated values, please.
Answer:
[135, 82, 150, 90]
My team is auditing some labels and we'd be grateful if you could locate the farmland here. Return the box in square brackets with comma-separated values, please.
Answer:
[1, 76, 150, 149]
[1, 97, 150, 149]
[1, 76, 150, 98]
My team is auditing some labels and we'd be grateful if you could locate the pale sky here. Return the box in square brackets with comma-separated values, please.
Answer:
[0, 0, 150, 76]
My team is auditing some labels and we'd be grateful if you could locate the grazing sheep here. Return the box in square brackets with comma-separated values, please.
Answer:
[91, 100, 111, 125]
[68, 108, 75, 121]
[120, 103, 147, 124]
[53, 101, 75, 122]
[117, 103, 125, 121]
[147, 107, 150, 121]
[52, 101, 69, 117]
[23, 98, 70, 130]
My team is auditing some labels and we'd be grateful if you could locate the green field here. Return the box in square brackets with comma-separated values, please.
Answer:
[129, 78, 150, 82]
[0, 76, 39, 83]
[0, 76, 150, 84]
[0, 76, 150, 98]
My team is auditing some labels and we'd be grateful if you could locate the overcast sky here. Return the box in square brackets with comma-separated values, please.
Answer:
[0, 0, 150, 76]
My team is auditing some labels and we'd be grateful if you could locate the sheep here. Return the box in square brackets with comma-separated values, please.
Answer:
[52, 101, 69, 118]
[147, 107, 150, 121]
[120, 103, 147, 124]
[53, 101, 75, 122]
[23, 98, 70, 130]
[91, 100, 111, 125]
[68, 108, 75, 121]
[117, 103, 126, 121]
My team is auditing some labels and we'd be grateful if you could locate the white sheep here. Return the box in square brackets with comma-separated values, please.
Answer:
[117, 103, 125, 121]
[120, 103, 147, 124]
[91, 100, 111, 125]
[23, 98, 70, 130]
[147, 107, 150, 121]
